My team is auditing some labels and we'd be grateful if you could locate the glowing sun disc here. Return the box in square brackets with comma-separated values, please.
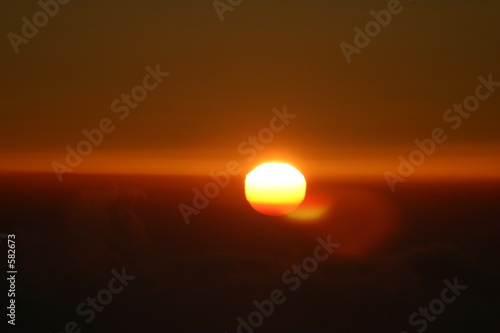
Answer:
[245, 162, 306, 216]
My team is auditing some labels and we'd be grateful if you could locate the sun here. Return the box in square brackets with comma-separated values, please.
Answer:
[245, 162, 307, 216]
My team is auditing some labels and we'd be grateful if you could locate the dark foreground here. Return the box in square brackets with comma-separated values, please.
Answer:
[0, 173, 499, 332]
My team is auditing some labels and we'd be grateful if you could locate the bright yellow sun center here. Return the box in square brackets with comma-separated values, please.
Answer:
[245, 162, 307, 216]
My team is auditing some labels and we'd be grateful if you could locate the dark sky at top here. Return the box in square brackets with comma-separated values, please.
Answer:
[1, 0, 499, 176]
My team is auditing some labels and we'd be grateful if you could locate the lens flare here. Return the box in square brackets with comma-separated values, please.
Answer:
[245, 162, 306, 216]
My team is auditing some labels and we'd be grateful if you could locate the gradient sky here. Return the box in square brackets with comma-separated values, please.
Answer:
[1, 0, 499, 177]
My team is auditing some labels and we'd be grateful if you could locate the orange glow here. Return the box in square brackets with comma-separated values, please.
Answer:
[245, 163, 306, 216]
[288, 188, 401, 256]
[1, 144, 500, 181]
[324, 189, 400, 256]
[286, 192, 332, 222]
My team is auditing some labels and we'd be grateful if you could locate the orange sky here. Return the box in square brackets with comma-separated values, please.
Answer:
[1, 0, 499, 179]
